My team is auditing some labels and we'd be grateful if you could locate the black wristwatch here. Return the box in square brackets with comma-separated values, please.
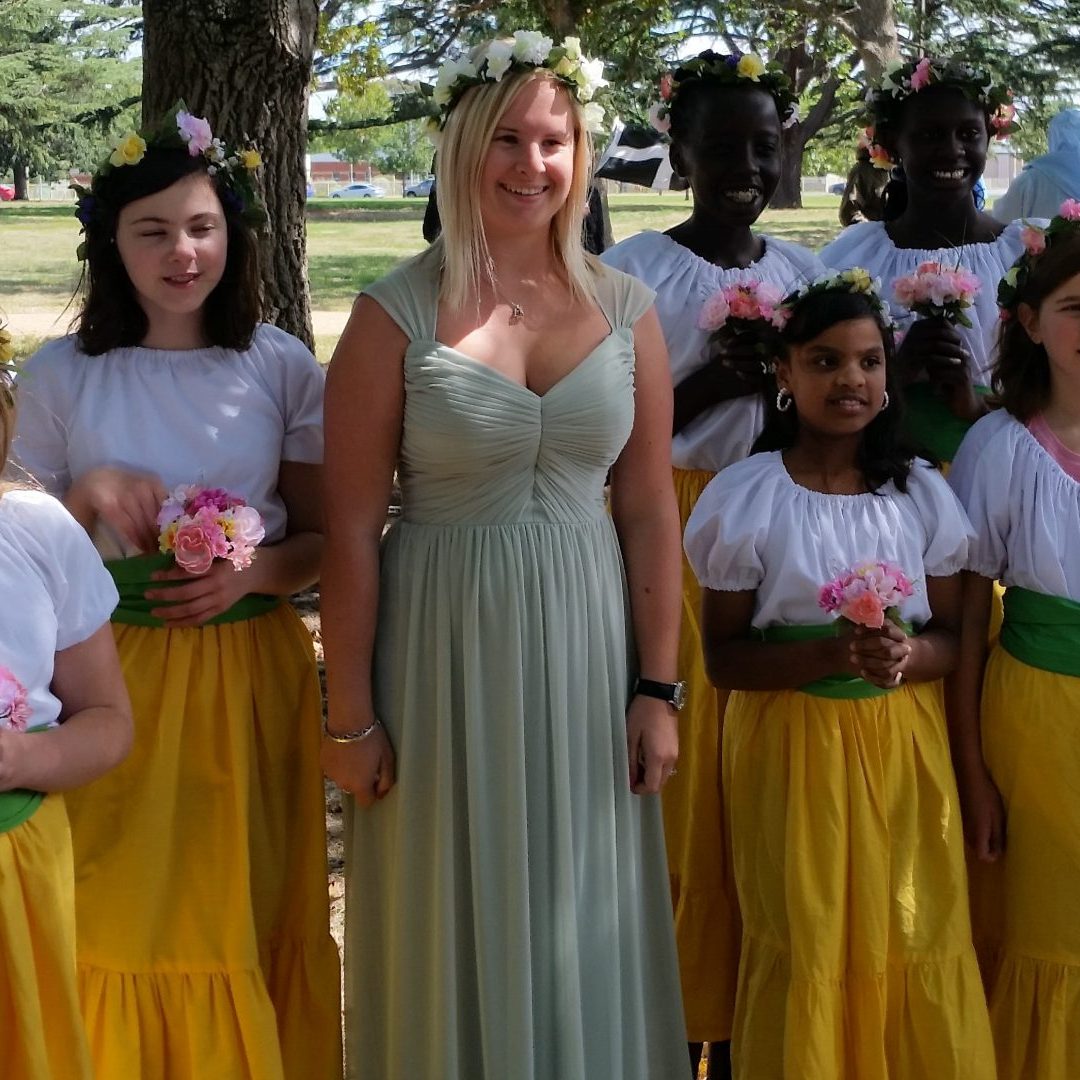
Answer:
[634, 677, 687, 711]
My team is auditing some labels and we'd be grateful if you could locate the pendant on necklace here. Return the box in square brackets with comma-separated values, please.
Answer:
[509, 302, 525, 324]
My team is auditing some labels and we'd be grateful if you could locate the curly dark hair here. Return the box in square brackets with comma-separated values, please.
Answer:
[753, 289, 921, 492]
[76, 147, 261, 355]
[993, 233, 1080, 421]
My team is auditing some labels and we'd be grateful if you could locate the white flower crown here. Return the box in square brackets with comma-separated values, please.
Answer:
[427, 31, 609, 145]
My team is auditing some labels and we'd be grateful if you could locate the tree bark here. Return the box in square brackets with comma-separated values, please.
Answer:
[141, 0, 319, 345]
[849, 0, 899, 81]
[13, 159, 28, 201]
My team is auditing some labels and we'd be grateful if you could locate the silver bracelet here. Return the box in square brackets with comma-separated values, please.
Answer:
[322, 717, 382, 744]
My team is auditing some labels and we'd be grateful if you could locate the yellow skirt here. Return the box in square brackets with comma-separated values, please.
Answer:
[666, 467, 740, 1042]
[724, 680, 995, 1078]
[67, 605, 342, 1080]
[973, 646, 1080, 1080]
[0, 795, 92, 1080]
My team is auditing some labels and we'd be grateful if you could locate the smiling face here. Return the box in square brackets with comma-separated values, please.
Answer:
[1019, 269, 1080, 390]
[776, 316, 888, 437]
[115, 171, 228, 336]
[670, 83, 782, 226]
[889, 87, 989, 205]
[478, 75, 577, 241]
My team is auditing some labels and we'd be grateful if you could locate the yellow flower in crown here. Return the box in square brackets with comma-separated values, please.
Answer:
[109, 131, 147, 168]
[737, 54, 767, 82]
[240, 148, 262, 170]
[0, 328, 13, 364]
[844, 267, 873, 292]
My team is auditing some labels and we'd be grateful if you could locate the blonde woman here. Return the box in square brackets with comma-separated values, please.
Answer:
[321, 32, 688, 1080]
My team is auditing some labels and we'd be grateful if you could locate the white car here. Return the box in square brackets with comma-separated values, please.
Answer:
[404, 177, 434, 197]
[330, 182, 386, 199]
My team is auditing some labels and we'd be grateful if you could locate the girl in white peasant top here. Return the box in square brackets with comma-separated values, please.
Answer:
[948, 216, 1080, 1079]
[684, 275, 994, 1078]
[12, 121, 341, 1080]
[602, 54, 823, 1074]
[0, 356, 131, 1080]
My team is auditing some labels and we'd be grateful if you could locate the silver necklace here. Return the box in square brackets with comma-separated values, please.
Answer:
[486, 261, 526, 324]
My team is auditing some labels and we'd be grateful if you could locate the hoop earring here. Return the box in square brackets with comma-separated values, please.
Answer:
[881, 390, 890, 411]
[776, 388, 793, 413]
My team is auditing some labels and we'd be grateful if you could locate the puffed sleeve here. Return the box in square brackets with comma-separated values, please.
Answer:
[10, 338, 78, 495]
[683, 458, 771, 591]
[14, 490, 117, 648]
[948, 413, 1013, 579]
[257, 325, 325, 465]
[906, 459, 974, 577]
[601, 263, 656, 329]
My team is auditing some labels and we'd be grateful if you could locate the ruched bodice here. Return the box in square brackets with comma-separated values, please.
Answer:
[399, 335, 634, 525]
[342, 248, 687, 1080]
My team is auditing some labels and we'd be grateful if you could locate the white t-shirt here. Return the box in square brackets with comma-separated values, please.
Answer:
[602, 231, 826, 472]
[684, 452, 973, 629]
[949, 409, 1080, 601]
[820, 220, 1030, 386]
[12, 324, 324, 558]
[0, 489, 118, 732]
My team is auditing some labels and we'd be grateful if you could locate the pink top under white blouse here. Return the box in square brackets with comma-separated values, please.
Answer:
[12, 324, 324, 559]
[601, 231, 826, 473]
[820, 220, 1031, 387]
[684, 452, 973, 629]
[0, 489, 118, 732]
[949, 409, 1080, 602]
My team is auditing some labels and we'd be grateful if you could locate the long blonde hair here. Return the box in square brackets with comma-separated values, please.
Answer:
[435, 65, 598, 308]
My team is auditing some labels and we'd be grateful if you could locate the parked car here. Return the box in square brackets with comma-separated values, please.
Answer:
[828, 181, 846, 195]
[404, 177, 434, 198]
[330, 182, 386, 199]
[0, 184, 14, 201]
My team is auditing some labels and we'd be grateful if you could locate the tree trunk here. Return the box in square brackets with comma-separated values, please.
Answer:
[13, 159, 28, 201]
[850, 0, 899, 81]
[141, 0, 319, 346]
[772, 129, 805, 209]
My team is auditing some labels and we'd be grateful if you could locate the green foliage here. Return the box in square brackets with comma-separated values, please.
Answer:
[0, 0, 142, 181]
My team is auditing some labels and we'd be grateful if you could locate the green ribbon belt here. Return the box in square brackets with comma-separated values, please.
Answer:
[754, 621, 913, 700]
[902, 382, 992, 464]
[0, 726, 48, 835]
[105, 554, 279, 628]
[1001, 587, 1080, 678]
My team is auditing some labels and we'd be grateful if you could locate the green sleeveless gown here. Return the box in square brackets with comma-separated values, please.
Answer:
[342, 248, 687, 1079]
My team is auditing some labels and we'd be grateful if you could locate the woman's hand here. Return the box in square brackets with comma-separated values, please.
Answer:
[626, 695, 678, 795]
[897, 317, 984, 422]
[144, 559, 254, 627]
[955, 758, 1006, 862]
[67, 466, 167, 551]
[849, 620, 913, 688]
[321, 722, 396, 808]
[709, 324, 770, 392]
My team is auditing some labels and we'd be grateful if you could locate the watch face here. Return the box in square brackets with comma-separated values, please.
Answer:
[672, 681, 688, 711]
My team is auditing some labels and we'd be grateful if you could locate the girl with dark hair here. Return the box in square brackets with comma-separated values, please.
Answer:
[601, 53, 824, 1076]
[822, 57, 1029, 462]
[948, 205, 1080, 1079]
[12, 109, 342, 1079]
[685, 271, 994, 1077]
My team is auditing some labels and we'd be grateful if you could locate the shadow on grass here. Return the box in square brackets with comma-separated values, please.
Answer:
[0, 203, 76, 219]
[308, 253, 407, 307]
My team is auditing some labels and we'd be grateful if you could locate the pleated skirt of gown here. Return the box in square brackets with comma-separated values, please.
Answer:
[67, 606, 342, 1080]
[971, 646, 1080, 1080]
[343, 513, 688, 1080]
[724, 680, 995, 1079]
[0, 796, 92, 1080]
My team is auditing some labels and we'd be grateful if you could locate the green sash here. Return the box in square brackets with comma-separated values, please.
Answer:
[903, 382, 993, 464]
[754, 622, 913, 699]
[1001, 587, 1080, 677]
[0, 727, 47, 835]
[106, 554, 280, 627]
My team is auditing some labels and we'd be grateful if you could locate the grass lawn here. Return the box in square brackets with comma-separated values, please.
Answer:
[1, 192, 846, 361]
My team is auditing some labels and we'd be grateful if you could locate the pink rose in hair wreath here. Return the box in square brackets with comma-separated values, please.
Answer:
[909, 58, 933, 92]
[177, 110, 214, 156]
[1060, 199, 1080, 221]
[1021, 225, 1046, 256]
[173, 522, 216, 575]
[0, 666, 31, 731]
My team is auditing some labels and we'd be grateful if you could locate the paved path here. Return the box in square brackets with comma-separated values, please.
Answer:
[7, 308, 351, 338]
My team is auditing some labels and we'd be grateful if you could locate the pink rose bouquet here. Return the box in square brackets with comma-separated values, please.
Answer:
[698, 279, 787, 335]
[0, 665, 31, 732]
[818, 561, 915, 630]
[157, 484, 265, 575]
[891, 262, 981, 329]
